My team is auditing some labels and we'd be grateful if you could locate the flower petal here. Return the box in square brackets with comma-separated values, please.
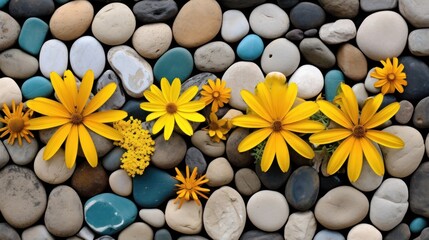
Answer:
[260, 133, 276, 172]
[163, 114, 175, 140]
[177, 111, 205, 122]
[170, 78, 181, 101]
[27, 116, 70, 130]
[255, 83, 275, 117]
[241, 89, 272, 122]
[283, 101, 319, 124]
[76, 70, 94, 113]
[347, 138, 363, 182]
[82, 82, 116, 117]
[317, 100, 353, 129]
[237, 128, 272, 152]
[232, 115, 271, 128]
[365, 130, 404, 149]
[152, 114, 168, 134]
[285, 120, 325, 133]
[278, 83, 297, 119]
[339, 83, 359, 125]
[326, 136, 354, 175]
[63, 70, 78, 108]
[144, 90, 166, 104]
[27, 98, 70, 118]
[360, 137, 384, 176]
[83, 120, 123, 140]
[177, 86, 198, 105]
[65, 125, 78, 169]
[309, 128, 352, 145]
[50, 71, 74, 113]
[274, 132, 290, 172]
[160, 78, 172, 102]
[84, 110, 127, 123]
[364, 102, 400, 129]
[174, 113, 193, 136]
[43, 123, 72, 160]
[360, 94, 383, 126]
[78, 124, 97, 167]
[140, 102, 167, 112]
[178, 100, 205, 112]
[146, 111, 166, 122]
[280, 130, 314, 159]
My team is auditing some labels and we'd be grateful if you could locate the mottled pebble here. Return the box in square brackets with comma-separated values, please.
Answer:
[234, 168, 261, 196]
[319, 19, 356, 45]
[165, 200, 202, 234]
[221, 10, 249, 43]
[299, 38, 335, 69]
[151, 133, 186, 169]
[347, 223, 382, 240]
[0, 49, 38, 79]
[318, 0, 359, 18]
[139, 208, 165, 228]
[4, 138, 38, 165]
[191, 130, 225, 158]
[285, 166, 319, 211]
[261, 38, 300, 76]
[133, 0, 178, 23]
[336, 43, 367, 81]
[71, 162, 108, 198]
[132, 23, 172, 60]
[283, 211, 317, 240]
[109, 169, 132, 197]
[34, 147, 75, 184]
[206, 157, 234, 187]
[289, 64, 324, 99]
[249, 3, 289, 39]
[0, 11, 20, 51]
[194, 41, 235, 73]
[118, 222, 154, 240]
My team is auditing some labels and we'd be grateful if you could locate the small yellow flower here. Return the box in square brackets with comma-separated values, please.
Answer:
[174, 165, 210, 209]
[200, 78, 231, 113]
[203, 112, 231, 142]
[370, 57, 407, 95]
[0, 100, 34, 146]
[309, 83, 404, 182]
[140, 78, 206, 141]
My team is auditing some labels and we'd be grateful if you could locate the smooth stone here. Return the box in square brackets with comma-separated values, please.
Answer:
[92, 3, 135, 45]
[314, 230, 345, 240]
[410, 218, 428, 233]
[8, 0, 54, 18]
[318, 0, 359, 18]
[172, 0, 222, 48]
[76, 226, 95, 240]
[364, 67, 381, 94]
[108, 45, 153, 98]
[139, 208, 165, 228]
[284, 211, 317, 240]
[414, 96, 429, 127]
[381, 95, 397, 110]
[285, 166, 319, 211]
[71, 162, 108, 198]
[0, 49, 38, 79]
[0, 0, 7, 8]
[290, 2, 325, 30]
[409, 29, 429, 56]
[34, 147, 75, 184]
[132, 23, 172, 59]
[0, 77, 21, 107]
[247, 190, 289, 232]
[350, 156, 383, 192]
[191, 130, 225, 158]
[22, 225, 54, 240]
[336, 43, 367, 81]
[221, 10, 249, 43]
[49, 1, 93, 41]
[285, 29, 304, 41]
[0, 223, 20, 240]
[122, 100, 148, 121]
[249, 3, 289, 39]
[370, 178, 408, 231]
[400, 56, 429, 101]
[70, 36, 105, 79]
[319, 19, 356, 44]
[226, 128, 253, 168]
[39, 39, 68, 78]
[133, 0, 178, 23]
[177, 236, 208, 240]
[203, 186, 246, 240]
[0, 141, 9, 169]
[261, 38, 300, 76]
[410, 162, 429, 217]
[109, 169, 132, 197]
[185, 147, 207, 175]
[399, 0, 429, 28]
[95, 236, 115, 240]
[315, 186, 369, 230]
[277, 0, 298, 8]
[240, 230, 283, 240]
[304, 29, 318, 37]
[382, 125, 424, 177]
[0, 11, 20, 51]
[96, 70, 126, 111]
[361, 0, 397, 12]
[154, 47, 193, 83]
[384, 223, 411, 240]
[133, 166, 177, 208]
[234, 168, 261, 196]
[299, 38, 335, 69]
[217, 0, 266, 8]
[84, 193, 137, 235]
[256, 162, 291, 190]
[0, 165, 47, 228]
[165, 200, 202, 234]
[289, 64, 324, 99]
[151, 132, 186, 169]
[416, 227, 429, 240]
[395, 100, 413, 124]
[18, 17, 48, 56]
[426, 133, 429, 158]
[22, 76, 53, 99]
[352, 83, 368, 108]
[118, 222, 153, 240]
[4, 139, 38, 165]
[87, 130, 114, 159]
[356, 11, 408, 61]
[206, 157, 234, 187]
[194, 41, 235, 72]
[181, 73, 217, 96]
[347, 224, 382, 240]
[102, 147, 125, 171]
[324, 70, 344, 102]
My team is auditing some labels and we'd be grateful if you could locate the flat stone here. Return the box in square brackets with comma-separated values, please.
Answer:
[221, 10, 249, 43]
[22, 76, 53, 99]
[71, 162, 108, 198]
[4, 138, 38, 165]
[285, 166, 319, 211]
[410, 162, 429, 217]
[70, 36, 105, 79]
[39, 39, 68, 78]
[240, 230, 283, 240]
[194, 41, 234, 72]
[409, 29, 429, 56]
[318, 0, 359, 18]
[22, 225, 54, 240]
[414, 96, 429, 128]
[185, 147, 207, 175]
[285, 29, 304, 42]
[234, 168, 261, 196]
[256, 162, 291, 190]
[0, 48, 38, 79]
[191, 130, 225, 158]
[361, 0, 397, 12]
[261, 38, 300, 77]
[249, 3, 289, 39]
[132, 23, 172, 59]
[118, 222, 153, 240]
[109, 169, 132, 197]
[151, 132, 186, 169]
[153, 47, 193, 82]
[289, 64, 324, 99]
[399, 0, 429, 28]
[384, 223, 411, 240]
[284, 211, 317, 240]
[165, 200, 202, 234]
[206, 157, 234, 187]
[133, 0, 177, 23]
[96, 70, 126, 111]
[314, 230, 345, 240]
[8, 0, 54, 18]
[299, 38, 335, 69]
[347, 224, 382, 240]
[290, 2, 325, 30]
[319, 19, 356, 44]
[336, 43, 367, 81]
[0, 141, 9, 169]
[0, 11, 20, 51]
[0, 223, 20, 240]
[34, 147, 75, 184]
[18, 17, 48, 55]
[139, 208, 165, 228]
[395, 100, 413, 124]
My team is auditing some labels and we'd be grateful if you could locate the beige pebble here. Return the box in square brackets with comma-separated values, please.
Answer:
[337, 43, 368, 81]
[132, 23, 172, 59]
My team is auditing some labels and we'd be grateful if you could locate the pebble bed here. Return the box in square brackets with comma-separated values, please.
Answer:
[1, 0, 429, 239]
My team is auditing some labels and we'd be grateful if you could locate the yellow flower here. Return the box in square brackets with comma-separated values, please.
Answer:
[263, 72, 287, 88]
[114, 117, 155, 177]
[174, 165, 210, 209]
[203, 112, 231, 142]
[232, 82, 325, 172]
[0, 100, 34, 146]
[200, 78, 231, 113]
[140, 78, 205, 141]
[370, 57, 407, 95]
[27, 70, 128, 168]
[309, 83, 404, 182]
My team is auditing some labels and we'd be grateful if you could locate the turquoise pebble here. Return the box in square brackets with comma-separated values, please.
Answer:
[102, 147, 126, 172]
[133, 166, 178, 208]
[0, 0, 9, 9]
[324, 70, 344, 102]
[153, 47, 193, 83]
[121, 100, 148, 121]
[410, 217, 427, 233]
[18, 17, 49, 55]
[155, 229, 173, 240]
[21, 76, 53, 99]
[237, 34, 264, 61]
[84, 193, 137, 235]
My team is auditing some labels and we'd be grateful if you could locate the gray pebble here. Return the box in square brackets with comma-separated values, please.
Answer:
[285, 29, 304, 41]
[96, 70, 126, 111]
[409, 29, 429, 56]
[234, 168, 261, 196]
[304, 29, 318, 37]
[299, 38, 335, 69]
[318, 0, 359, 18]
[226, 128, 253, 168]
[240, 230, 283, 240]
[185, 147, 207, 174]
[0, 141, 10, 169]
[413, 96, 429, 128]
[396, 100, 414, 124]
[102, 147, 125, 171]
[360, 0, 397, 12]
[151, 132, 186, 169]
[155, 229, 173, 240]
[0, 223, 20, 240]
[4, 139, 38, 165]
[133, 0, 178, 23]
[0, 11, 20, 52]
[384, 223, 410, 240]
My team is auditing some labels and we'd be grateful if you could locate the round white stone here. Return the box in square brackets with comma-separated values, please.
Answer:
[165, 200, 203, 234]
[347, 223, 382, 240]
[249, 3, 289, 39]
[39, 39, 68, 78]
[109, 169, 132, 196]
[261, 38, 300, 77]
[139, 208, 165, 228]
[289, 64, 324, 99]
[0, 77, 21, 107]
[132, 23, 172, 59]
[319, 19, 356, 44]
[364, 67, 381, 94]
[206, 157, 234, 187]
[221, 10, 249, 43]
[70, 36, 105, 79]
[34, 147, 75, 184]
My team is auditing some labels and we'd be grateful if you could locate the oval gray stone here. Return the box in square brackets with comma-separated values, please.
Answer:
[96, 70, 126, 111]
[285, 166, 319, 211]
[299, 38, 335, 69]
[410, 162, 429, 217]
[0, 11, 20, 52]
[0, 48, 38, 79]
[234, 168, 261, 196]
[413, 96, 429, 128]
[395, 100, 413, 124]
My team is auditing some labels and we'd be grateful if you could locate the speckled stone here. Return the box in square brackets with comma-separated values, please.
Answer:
[0, 11, 20, 52]
[133, 0, 178, 23]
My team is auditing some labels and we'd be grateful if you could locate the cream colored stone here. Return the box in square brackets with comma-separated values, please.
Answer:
[165, 200, 202, 234]
[132, 23, 172, 59]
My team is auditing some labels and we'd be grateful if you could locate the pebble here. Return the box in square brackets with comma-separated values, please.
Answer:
[319, 19, 356, 45]
[395, 100, 413, 124]
[410, 162, 429, 217]
[234, 168, 261, 196]
[4, 138, 38, 165]
[256, 163, 291, 190]
[236, 34, 264, 61]
[315, 186, 369, 230]
[70, 36, 105, 79]
[0, 165, 47, 228]
[122, 99, 149, 120]
[91, 3, 135, 45]
[139, 208, 165, 228]
[285, 166, 319, 211]
[350, 156, 383, 192]
[71, 162, 108, 198]
[8, 0, 54, 18]
[49, 0, 93, 41]
[0, 49, 38, 79]
[203, 186, 246, 240]
[0, 77, 21, 107]
[132, 23, 172, 59]
[22, 76, 53, 99]
[299, 38, 336, 69]
[408, 29, 429, 56]
[181, 72, 216, 96]
[88, 130, 115, 158]
[155, 229, 172, 240]
[324, 70, 344, 102]
[77, 226, 95, 240]
[151, 133, 186, 169]
[217, 0, 266, 8]
[290, 2, 325, 30]
[261, 38, 300, 76]
[172, 0, 222, 48]
[247, 190, 289, 232]
[0, 11, 20, 52]
[96, 70, 126, 110]
[108, 45, 154, 98]
[313, 230, 345, 240]
[416, 227, 429, 240]
[206, 157, 234, 187]
[102, 147, 124, 171]
[118, 222, 154, 240]
[18, 17, 48, 56]
[370, 178, 409, 231]
[384, 223, 411, 240]
[39, 39, 68, 78]
[34, 147, 75, 184]
[154, 47, 193, 82]
[400, 56, 429, 101]
[361, 0, 397, 12]
[133, 0, 178, 23]
[352, 83, 368, 108]
[185, 147, 207, 175]
[22, 225, 54, 240]
[165, 200, 203, 234]
[0, 141, 9, 169]
[226, 128, 253, 167]
[191, 130, 226, 157]
[277, 0, 298, 8]
[363, 68, 381, 94]
[347, 223, 382, 240]
[289, 64, 324, 99]
[356, 11, 408, 61]
[318, 0, 359, 18]
[221, 10, 249, 43]
[249, 3, 289, 39]
[382, 125, 424, 178]
[283, 211, 317, 240]
[399, 0, 429, 28]
[241, 230, 283, 240]
[304, 29, 318, 37]
[336, 43, 367, 81]
[109, 169, 132, 197]
[0, 223, 20, 240]
[410, 217, 428, 233]
[84, 193, 137, 235]
[414, 96, 429, 128]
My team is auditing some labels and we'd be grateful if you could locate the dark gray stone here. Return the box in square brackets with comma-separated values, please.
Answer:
[0, 223, 20, 240]
[97, 70, 126, 111]
[285, 29, 304, 42]
[290, 2, 326, 30]
[181, 72, 217, 98]
[380, 94, 397, 109]
[384, 223, 411, 240]
[122, 100, 147, 121]
[318, 0, 359, 18]
[304, 29, 318, 37]
[8, 0, 55, 18]
[217, 0, 266, 9]
[185, 147, 207, 175]
[240, 230, 284, 240]
[155, 229, 173, 240]
[400, 56, 429, 102]
[102, 147, 126, 172]
[226, 128, 253, 168]
[410, 162, 429, 217]
[256, 161, 291, 190]
[299, 38, 336, 69]
[277, 0, 299, 8]
[133, 0, 178, 23]
[414, 96, 429, 128]
[285, 166, 319, 211]
[320, 175, 345, 193]
[178, 236, 209, 240]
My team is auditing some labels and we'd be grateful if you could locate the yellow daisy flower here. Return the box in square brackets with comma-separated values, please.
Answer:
[263, 71, 287, 88]
[370, 57, 407, 95]
[0, 100, 34, 146]
[174, 165, 210, 209]
[200, 78, 231, 113]
[27, 70, 128, 168]
[140, 78, 205, 141]
[309, 83, 404, 182]
[204, 112, 231, 142]
[232, 81, 325, 172]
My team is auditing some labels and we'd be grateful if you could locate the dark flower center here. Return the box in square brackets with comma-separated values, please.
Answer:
[212, 91, 220, 98]
[210, 121, 219, 130]
[272, 120, 282, 132]
[166, 103, 177, 114]
[352, 125, 366, 138]
[71, 113, 83, 124]
[9, 118, 24, 133]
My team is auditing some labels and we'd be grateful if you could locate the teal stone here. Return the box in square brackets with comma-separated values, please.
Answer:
[102, 147, 126, 172]
[153, 47, 193, 83]
[21, 76, 53, 99]
[410, 217, 428, 233]
[54, 0, 70, 3]
[133, 166, 178, 208]
[121, 100, 148, 121]
[0, 0, 9, 8]
[324, 70, 344, 102]
[18, 17, 49, 55]
[236, 34, 264, 61]
[84, 193, 137, 235]
[155, 229, 173, 240]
